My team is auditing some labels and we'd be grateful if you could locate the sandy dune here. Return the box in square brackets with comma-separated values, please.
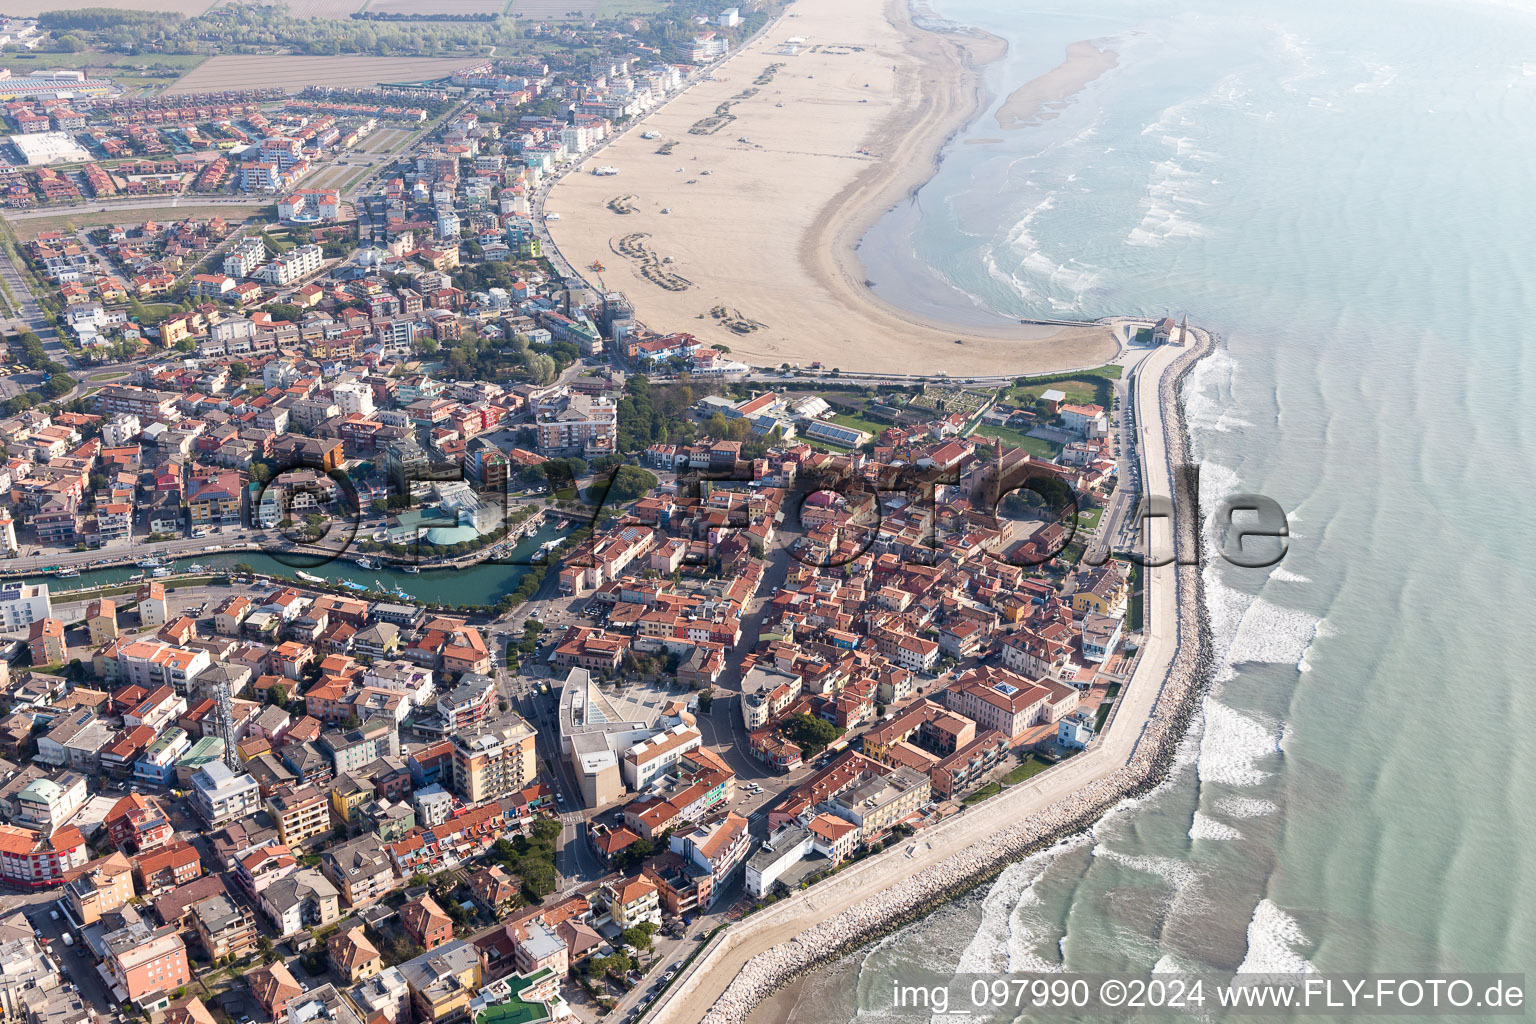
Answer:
[544, 0, 1116, 376]
[996, 40, 1118, 130]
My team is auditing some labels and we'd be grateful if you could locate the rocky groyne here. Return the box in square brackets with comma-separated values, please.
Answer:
[677, 331, 1218, 1024]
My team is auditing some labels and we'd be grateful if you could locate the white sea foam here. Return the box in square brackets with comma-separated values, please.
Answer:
[1353, 60, 1399, 92]
[1217, 797, 1279, 819]
[1152, 954, 1195, 974]
[1225, 597, 1323, 672]
[1091, 844, 1200, 893]
[1197, 698, 1279, 787]
[1236, 899, 1317, 974]
[955, 840, 1084, 974]
[1189, 811, 1243, 841]
[1268, 566, 1310, 583]
[1182, 348, 1241, 440]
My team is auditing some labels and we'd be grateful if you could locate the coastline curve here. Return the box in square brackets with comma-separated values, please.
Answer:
[643, 328, 1216, 1024]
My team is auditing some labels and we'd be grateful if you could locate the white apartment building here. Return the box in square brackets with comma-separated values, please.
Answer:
[331, 380, 375, 416]
[0, 582, 50, 631]
[256, 244, 323, 286]
[224, 237, 268, 279]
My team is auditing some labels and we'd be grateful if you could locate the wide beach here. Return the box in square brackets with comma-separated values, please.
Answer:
[543, 0, 1117, 375]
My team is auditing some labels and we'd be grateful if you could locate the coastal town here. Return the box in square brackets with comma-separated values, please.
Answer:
[0, 5, 1210, 1024]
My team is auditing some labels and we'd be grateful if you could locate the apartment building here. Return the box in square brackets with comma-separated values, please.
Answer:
[256, 244, 323, 286]
[100, 924, 188, 1011]
[265, 784, 330, 848]
[533, 391, 616, 456]
[0, 582, 50, 631]
[450, 717, 537, 803]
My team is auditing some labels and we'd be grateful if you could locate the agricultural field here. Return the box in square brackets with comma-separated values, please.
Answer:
[597, 0, 668, 13]
[509, 0, 597, 19]
[367, 0, 506, 14]
[276, 0, 369, 17]
[0, 0, 215, 15]
[165, 55, 478, 94]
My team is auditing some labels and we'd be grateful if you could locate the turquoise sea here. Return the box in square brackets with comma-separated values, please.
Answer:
[772, 0, 1535, 1015]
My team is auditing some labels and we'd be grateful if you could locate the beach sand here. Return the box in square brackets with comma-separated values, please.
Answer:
[995, 40, 1118, 130]
[543, 0, 1117, 376]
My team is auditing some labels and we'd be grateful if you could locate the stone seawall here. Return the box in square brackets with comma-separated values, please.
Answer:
[689, 331, 1218, 1024]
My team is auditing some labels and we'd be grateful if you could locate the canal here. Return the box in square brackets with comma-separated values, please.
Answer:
[44, 520, 571, 609]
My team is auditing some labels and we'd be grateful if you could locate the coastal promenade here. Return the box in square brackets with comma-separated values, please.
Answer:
[643, 330, 1211, 1024]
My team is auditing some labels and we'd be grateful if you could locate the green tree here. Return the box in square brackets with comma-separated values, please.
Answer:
[784, 713, 843, 757]
[620, 922, 657, 951]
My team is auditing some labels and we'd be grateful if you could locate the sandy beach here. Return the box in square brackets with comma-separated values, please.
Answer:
[543, 0, 1117, 375]
[995, 41, 1118, 130]
[643, 329, 1212, 1024]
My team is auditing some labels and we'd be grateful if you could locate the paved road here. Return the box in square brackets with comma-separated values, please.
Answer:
[0, 236, 74, 369]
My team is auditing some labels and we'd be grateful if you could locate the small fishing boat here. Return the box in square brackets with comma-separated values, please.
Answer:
[295, 571, 326, 584]
[137, 557, 163, 569]
[53, 567, 79, 578]
[354, 557, 376, 570]
[400, 565, 421, 574]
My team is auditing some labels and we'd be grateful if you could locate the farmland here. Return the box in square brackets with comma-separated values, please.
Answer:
[509, 0, 598, 19]
[367, 0, 508, 14]
[0, 0, 215, 15]
[164, 55, 478, 94]
[279, 0, 369, 17]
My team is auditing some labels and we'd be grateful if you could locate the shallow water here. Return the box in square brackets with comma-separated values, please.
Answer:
[762, 0, 1536, 1016]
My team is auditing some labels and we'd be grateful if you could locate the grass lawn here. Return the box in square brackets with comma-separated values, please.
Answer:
[1075, 506, 1103, 531]
[830, 411, 888, 437]
[1127, 563, 1143, 630]
[1006, 364, 1122, 408]
[972, 422, 1060, 459]
[1094, 698, 1116, 733]
[12, 205, 266, 240]
[134, 303, 178, 327]
[1002, 755, 1052, 786]
[805, 435, 859, 454]
[963, 782, 1002, 805]
[4, 52, 207, 73]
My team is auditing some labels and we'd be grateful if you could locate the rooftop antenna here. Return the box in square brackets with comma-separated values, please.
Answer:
[213, 677, 241, 772]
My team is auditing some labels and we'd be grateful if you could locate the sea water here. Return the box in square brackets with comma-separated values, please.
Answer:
[768, 0, 1536, 1017]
